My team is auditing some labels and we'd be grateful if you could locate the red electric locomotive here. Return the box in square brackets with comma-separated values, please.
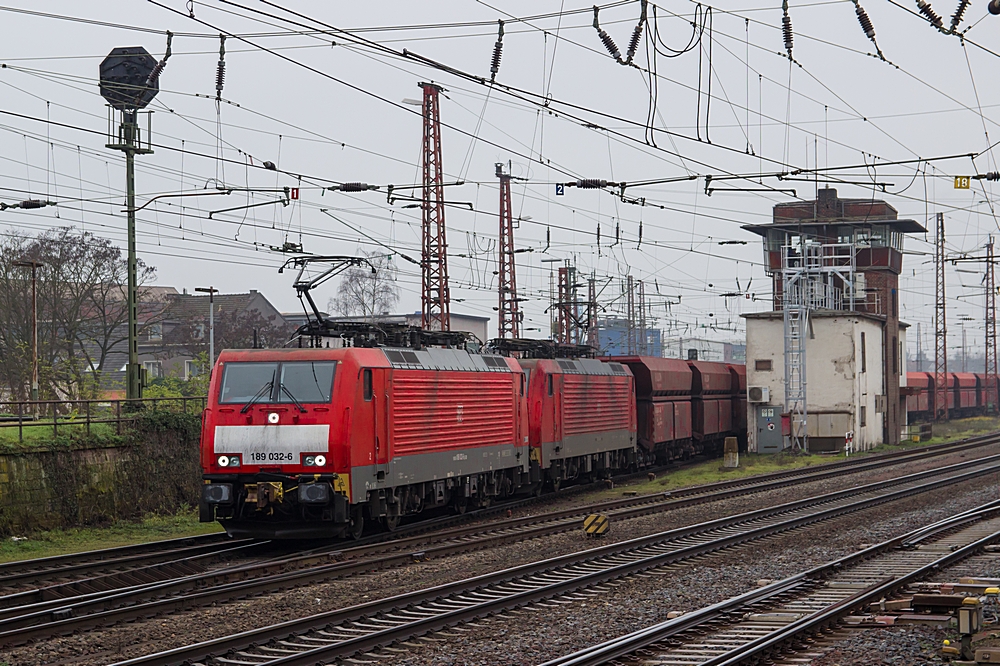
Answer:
[200, 346, 529, 538]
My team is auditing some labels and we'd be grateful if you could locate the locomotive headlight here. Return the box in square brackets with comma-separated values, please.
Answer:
[304, 456, 316, 466]
[314, 455, 326, 467]
[218, 455, 230, 467]
[217, 455, 240, 467]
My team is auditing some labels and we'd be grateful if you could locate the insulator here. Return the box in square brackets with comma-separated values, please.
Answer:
[598, 29, 622, 61]
[625, 22, 644, 63]
[990, 0, 1000, 16]
[216, 34, 227, 100]
[339, 182, 372, 192]
[782, 13, 794, 56]
[216, 60, 226, 95]
[950, 0, 970, 30]
[146, 61, 166, 87]
[916, 0, 943, 28]
[854, 2, 876, 39]
[576, 179, 609, 189]
[985, 172, 1000, 181]
[593, 6, 621, 62]
[145, 31, 172, 87]
[490, 20, 504, 81]
[20, 200, 45, 209]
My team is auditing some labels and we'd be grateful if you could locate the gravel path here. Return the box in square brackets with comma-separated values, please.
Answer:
[2, 446, 997, 666]
[809, 626, 949, 666]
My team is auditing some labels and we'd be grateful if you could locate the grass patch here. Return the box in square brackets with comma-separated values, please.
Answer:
[0, 510, 223, 564]
[0, 421, 119, 446]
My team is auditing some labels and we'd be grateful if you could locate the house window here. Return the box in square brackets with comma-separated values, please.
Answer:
[860, 332, 867, 373]
[143, 361, 162, 379]
[363, 369, 373, 401]
[193, 323, 206, 340]
[147, 324, 162, 341]
[859, 405, 867, 427]
[185, 360, 201, 380]
[755, 359, 773, 371]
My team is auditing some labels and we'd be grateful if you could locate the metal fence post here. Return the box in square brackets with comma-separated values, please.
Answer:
[17, 401, 22, 443]
[116, 400, 121, 436]
[86, 400, 91, 436]
[52, 401, 57, 439]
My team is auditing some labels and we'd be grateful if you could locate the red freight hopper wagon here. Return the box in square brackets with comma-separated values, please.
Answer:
[954, 373, 979, 415]
[905, 372, 932, 419]
[688, 360, 735, 448]
[520, 358, 636, 489]
[200, 347, 528, 538]
[605, 356, 694, 462]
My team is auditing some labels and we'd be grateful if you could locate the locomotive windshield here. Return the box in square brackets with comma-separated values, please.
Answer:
[219, 361, 336, 404]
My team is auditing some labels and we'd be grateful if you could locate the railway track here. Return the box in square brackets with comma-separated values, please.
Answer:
[2, 435, 998, 648]
[103, 453, 1000, 666]
[542, 500, 1000, 666]
[0, 431, 988, 598]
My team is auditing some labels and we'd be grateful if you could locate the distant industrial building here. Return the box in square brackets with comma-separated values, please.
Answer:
[742, 188, 923, 453]
[597, 318, 662, 357]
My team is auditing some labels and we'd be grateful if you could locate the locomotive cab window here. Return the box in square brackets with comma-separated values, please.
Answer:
[219, 362, 278, 404]
[363, 369, 373, 401]
[219, 361, 336, 404]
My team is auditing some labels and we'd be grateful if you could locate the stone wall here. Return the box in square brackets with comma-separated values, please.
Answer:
[0, 412, 202, 535]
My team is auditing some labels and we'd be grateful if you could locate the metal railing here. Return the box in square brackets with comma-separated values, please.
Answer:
[0, 396, 206, 442]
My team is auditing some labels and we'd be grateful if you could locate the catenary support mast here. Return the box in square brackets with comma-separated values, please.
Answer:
[419, 82, 450, 332]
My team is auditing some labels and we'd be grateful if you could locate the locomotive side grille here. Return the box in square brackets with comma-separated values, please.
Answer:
[390, 373, 516, 454]
[562, 375, 632, 436]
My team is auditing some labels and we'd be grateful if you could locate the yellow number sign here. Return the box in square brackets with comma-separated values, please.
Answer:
[955, 176, 971, 189]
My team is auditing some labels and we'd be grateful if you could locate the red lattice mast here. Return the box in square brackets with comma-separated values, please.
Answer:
[986, 236, 998, 413]
[496, 163, 519, 338]
[419, 82, 450, 331]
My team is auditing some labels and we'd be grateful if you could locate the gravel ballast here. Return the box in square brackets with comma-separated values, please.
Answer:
[3, 447, 998, 665]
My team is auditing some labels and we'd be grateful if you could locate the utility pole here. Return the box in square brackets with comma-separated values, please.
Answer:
[13, 260, 43, 403]
[987, 237, 998, 413]
[100, 47, 159, 400]
[934, 212, 948, 421]
[496, 163, 519, 339]
[626, 275, 637, 355]
[587, 276, 599, 351]
[195, 287, 218, 366]
[638, 280, 648, 355]
[419, 82, 450, 332]
[916, 321, 922, 372]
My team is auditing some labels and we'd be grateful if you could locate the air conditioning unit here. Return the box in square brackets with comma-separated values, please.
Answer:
[748, 386, 770, 403]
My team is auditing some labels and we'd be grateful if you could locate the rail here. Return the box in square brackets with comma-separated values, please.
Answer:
[0, 397, 206, 442]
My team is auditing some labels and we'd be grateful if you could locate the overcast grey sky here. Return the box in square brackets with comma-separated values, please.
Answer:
[1, 1, 998, 356]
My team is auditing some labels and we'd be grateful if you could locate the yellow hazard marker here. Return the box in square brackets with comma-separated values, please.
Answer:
[583, 513, 610, 537]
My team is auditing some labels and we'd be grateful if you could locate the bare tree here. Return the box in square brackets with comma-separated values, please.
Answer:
[328, 252, 400, 322]
[0, 227, 156, 400]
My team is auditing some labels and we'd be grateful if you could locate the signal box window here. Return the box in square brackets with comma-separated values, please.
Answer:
[754, 359, 772, 371]
[363, 369, 373, 401]
[859, 406, 867, 427]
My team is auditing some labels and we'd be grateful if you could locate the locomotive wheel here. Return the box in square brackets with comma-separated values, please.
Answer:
[382, 512, 400, 532]
[550, 477, 561, 492]
[347, 506, 365, 540]
[453, 495, 468, 514]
